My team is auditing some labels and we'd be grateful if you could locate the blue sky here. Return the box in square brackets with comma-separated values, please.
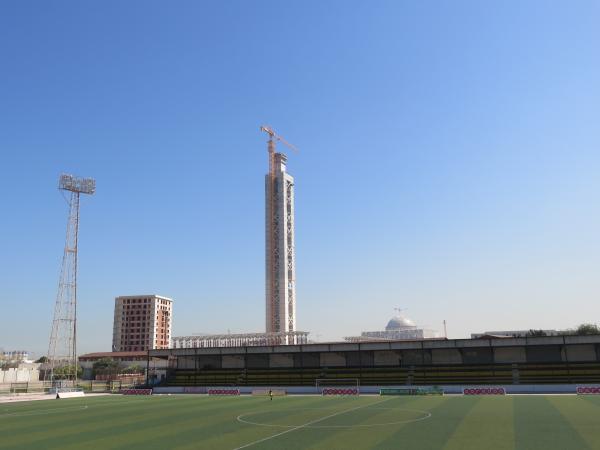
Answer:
[1, 1, 599, 356]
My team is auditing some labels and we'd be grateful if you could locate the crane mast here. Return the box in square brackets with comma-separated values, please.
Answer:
[260, 125, 297, 177]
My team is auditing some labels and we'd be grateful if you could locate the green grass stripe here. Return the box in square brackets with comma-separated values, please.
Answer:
[180, 396, 386, 450]
[4, 393, 600, 449]
[0, 396, 235, 449]
[0, 396, 159, 434]
[547, 396, 600, 449]
[442, 397, 514, 450]
[57, 396, 268, 450]
[61, 396, 340, 450]
[60, 400, 247, 449]
[233, 396, 392, 450]
[373, 396, 479, 450]
[300, 397, 441, 450]
[0, 397, 159, 438]
[1, 398, 158, 448]
[109, 396, 342, 450]
[580, 394, 600, 409]
[513, 396, 590, 450]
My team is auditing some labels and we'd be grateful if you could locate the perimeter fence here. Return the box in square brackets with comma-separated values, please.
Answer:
[0, 379, 143, 396]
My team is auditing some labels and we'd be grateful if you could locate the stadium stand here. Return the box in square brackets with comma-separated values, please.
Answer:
[149, 335, 600, 387]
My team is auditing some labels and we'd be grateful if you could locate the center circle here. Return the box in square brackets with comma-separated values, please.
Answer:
[237, 407, 432, 429]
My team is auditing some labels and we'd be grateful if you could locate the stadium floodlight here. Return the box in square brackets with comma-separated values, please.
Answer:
[46, 173, 95, 385]
[59, 173, 96, 194]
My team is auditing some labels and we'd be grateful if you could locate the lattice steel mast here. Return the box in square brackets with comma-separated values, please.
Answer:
[46, 174, 95, 382]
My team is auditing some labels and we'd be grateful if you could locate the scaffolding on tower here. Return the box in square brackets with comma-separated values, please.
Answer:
[46, 174, 95, 383]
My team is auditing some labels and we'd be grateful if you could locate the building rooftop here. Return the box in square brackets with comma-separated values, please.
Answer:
[79, 351, 147, 360]
[115, 294, 173, 301]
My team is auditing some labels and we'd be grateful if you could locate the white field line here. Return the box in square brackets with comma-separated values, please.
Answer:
[237, 407, 432, 429]
[233, 397, 393, 450]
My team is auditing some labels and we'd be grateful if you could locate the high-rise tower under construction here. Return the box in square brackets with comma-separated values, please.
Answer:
[263, 127, 296, 337]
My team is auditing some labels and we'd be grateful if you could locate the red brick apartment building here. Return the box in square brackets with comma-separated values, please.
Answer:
[112, 295, 173, 351]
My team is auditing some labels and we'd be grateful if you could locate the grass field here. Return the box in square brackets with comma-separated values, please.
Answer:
[1, 394, 600, 449]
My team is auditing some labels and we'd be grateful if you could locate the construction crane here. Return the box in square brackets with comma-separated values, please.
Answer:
[260, 125, 298, 177]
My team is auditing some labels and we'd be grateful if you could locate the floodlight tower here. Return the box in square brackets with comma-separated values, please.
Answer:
[46, 174, 95, 382]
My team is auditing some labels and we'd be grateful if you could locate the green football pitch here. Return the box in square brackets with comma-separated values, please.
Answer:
[1, 394, 600, 449]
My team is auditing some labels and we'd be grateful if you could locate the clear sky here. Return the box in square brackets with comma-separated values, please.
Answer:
[1, 1, 599, 357]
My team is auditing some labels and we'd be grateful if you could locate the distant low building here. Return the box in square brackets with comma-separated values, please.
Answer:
[0, 362, 40, 383]
[471, 330, 562, 339]
[172, 331, 309, 349]
[1, 350, 31, 363]
[345, 313, 443, 342]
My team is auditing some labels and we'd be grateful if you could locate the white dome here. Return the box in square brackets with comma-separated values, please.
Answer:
[385, 315, 416, 330]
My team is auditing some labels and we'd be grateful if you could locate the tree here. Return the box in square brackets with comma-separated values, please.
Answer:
[52, 364, 83, 379]
[0, 361, 18, 369]
[36, 356, 49, 363]
[527, 329, 547, 337]
[122, 364, 144, 374]
[576, 324, 600, 335]
[92, 358, 123, 377]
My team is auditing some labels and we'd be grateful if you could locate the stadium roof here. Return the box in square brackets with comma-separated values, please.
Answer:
[79, 351, 147, 360]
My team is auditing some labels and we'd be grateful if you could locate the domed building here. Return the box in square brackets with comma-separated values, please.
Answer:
[385, 315, 416, 331]
[345, 311, 443, 342]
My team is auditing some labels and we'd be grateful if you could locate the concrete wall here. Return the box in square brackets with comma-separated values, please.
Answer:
[494, 347, 527, 363]
[461, 347, 493, 364]
[401, 350, 431, 365]
[526, 345, 565, 363]
[431, 349, 462, 364]
[269, 354, 294, 368]
[319, 352, 346, 367]
[176, 357, 196, 370]
[373, 351, 401, 366]
[565, 345, 597, 362]
[246, 354, 269, 369]
[197, 355, 221, 369]
[301, 353, 320, 367]
[223, 355, 245, 369]
[0, 366, 39, 383]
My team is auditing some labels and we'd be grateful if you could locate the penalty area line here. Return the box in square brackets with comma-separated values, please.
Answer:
[233, 397, 393, 450]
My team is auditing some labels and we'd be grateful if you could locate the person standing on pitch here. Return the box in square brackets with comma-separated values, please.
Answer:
[269, 389, 273, 401]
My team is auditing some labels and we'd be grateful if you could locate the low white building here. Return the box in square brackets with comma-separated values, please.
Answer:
[345, 313, 443, 342]
[1, 350, 31, 363]
[470, 330, 562, 339]
[0, 363, 40, 384]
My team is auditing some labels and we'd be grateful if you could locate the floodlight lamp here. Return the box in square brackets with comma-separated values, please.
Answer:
[59, 174, 96, 195]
